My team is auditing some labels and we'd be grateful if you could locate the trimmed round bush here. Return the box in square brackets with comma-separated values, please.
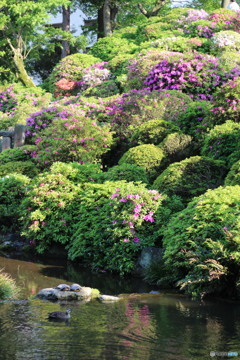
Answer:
[50, 161, 104, 183]
[159, 132, 194, 163]
[224, 160, 240, 186]
[0, 146, 36, 164]
[153, 156, 227, 201]
[201, 121, 240, 167]
[0, 173, 31, 234]
[130, 119, 177, 146]
[210, 30, 240, 53]
[90, 37, 138, 62]
[104, 164, 149, 184]
[81, 80, 119, 98]
[162, 185, 240, 298]
[0, 161, 38, 178]
[118, 144, 165, 180]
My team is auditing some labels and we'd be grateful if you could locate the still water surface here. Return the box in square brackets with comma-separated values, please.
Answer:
[0, 256, 239, 360]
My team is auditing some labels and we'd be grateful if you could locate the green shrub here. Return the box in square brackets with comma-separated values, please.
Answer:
[148, 36, 207, 53]
[119, 144, 165, 180]
[0, 270, 19, 299]
[104, 164, 149, 184]
[218, 51, 240, 71]
[81, 80, 120, 98]
[0, 146, 36, 164]
[130, 119, 177, 146]
[0, 161, 38, 178]
[210, 78, 240, 124]
[224, 160, 240, 186]
[174, 100, 213, 143]
[50, 161, 104, 183]
[108, 53, 134, 77]
[162, 185, 240, 298]
[159, 132, 194, 163]
[0, 173, 31, 233]
[201, 121, 240, 167]
[153, 156, 227, 201]
[67, 181, 164, 274]
[210, 30, 240, 54]
[90, 37, 138, 61]
[20, 171, 81, 251]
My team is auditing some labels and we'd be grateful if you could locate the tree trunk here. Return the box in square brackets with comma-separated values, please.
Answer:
[13, 50, 36, 87]
[138, 0, 166, 18]
[221, 0, 229, 7]
[103, 0, 112, 37]
[98, 6, 104, 39]
[61, 5, 71, 58]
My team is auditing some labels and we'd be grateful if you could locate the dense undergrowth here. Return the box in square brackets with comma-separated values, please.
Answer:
[0, 7, 240, 299]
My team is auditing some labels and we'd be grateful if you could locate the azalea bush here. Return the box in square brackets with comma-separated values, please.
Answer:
[159, 132, 194, 163]
[0, 173, 31, 234]
[210, 78, 240, 124]
[90, 37, 138, 62]
[162, 185, 240, 298]
[210, 30, 240, 53]
[219, 51, 240, 70]
[27, 107, 113, 167]
[67, 181, 164, 274]
[45, 53, 101, 96]
[119, 144, 165, 181]
[0, 161, 38, 178]
[103, 164, 149, 184]
[106, 89, 192, 142]
[201, 121, 240, 167]
[130, 119, 177, 146]
[225, 160, 240, 186]
[144, 53, 239, 100]
[153, 156, 226, 202]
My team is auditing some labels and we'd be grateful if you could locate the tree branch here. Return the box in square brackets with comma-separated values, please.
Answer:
[138, 0, 167, 18]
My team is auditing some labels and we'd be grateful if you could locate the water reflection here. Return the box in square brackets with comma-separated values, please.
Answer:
[0, 256, 240, 359]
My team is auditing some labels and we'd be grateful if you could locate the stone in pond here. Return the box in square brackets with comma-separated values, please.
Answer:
[98, 295, 120, 302]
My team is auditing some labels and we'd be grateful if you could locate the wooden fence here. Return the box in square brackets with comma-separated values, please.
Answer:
[0, 124, 26, 151]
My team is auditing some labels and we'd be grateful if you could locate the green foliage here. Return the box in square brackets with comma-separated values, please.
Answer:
[0, 146, 36, 164]
[90, 37, 138, 62]
[81, 80, 120, 98]
[108, 53, 134, 77]
[224, 160, 240, 186]
[130, 119, 177, 146]
[0, 269, 19, 300]
[201, 121, 240, 167]
[20, 171, 80, 251]
[162, 185, 240, 298]
[67, 181, 163, 274]
[175, 100, 213, 143]
[218, 51, 240, 71]
[159, 132, 194, 163]
[210, 31, 240, 54]
[153, 156, 227, 202]
[0, 161, 38, 178]
[104, 164, 149, 184]
[119, 144, 165, 180]
[50, 161, 104, 183]
[147, 36, 207, 53]
[0, 173, 31, 234]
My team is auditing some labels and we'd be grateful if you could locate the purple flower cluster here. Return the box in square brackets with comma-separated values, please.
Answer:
[144, 54, 240, 99]
[0, 86, 18, 113]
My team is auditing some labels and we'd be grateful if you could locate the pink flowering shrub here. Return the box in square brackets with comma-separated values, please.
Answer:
[177, 8, 209, 26]
[144, 53, 240, 99]
[67, 181, 164, 274]
[184, 20, 215, 38]
[210, 78, 240, 124]
[105, 89, 192, 142]
[26, 105, 113, 167]
[21, 176, 164, 274]
[210, 30, 240, 53]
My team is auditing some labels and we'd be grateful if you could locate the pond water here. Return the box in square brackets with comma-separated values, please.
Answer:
[0, 256, 240, 360]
